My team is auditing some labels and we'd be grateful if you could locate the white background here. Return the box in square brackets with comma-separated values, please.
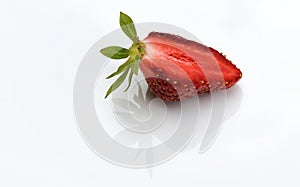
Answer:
[1, 0, 300, 186]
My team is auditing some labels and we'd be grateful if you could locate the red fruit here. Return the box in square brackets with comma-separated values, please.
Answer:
[139, 32, 242, 101]
[101, 12, 242, 101]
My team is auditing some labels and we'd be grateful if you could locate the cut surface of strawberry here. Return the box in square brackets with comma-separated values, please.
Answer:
[139, 32, 242, 101]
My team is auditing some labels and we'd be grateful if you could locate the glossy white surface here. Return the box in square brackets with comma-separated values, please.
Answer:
[1, 0, 300, 186]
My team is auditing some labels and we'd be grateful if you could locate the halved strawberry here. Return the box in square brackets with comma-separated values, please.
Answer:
[139, 32, 242, 101]
[100, 12, 242, 101]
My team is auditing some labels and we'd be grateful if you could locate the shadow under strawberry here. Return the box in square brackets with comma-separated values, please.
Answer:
[111, 81, 243, 155]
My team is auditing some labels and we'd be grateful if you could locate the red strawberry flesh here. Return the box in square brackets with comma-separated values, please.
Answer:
[139, 32, 242, 101]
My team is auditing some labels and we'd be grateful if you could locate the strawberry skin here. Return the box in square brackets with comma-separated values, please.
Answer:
[139, 32, 242, 101]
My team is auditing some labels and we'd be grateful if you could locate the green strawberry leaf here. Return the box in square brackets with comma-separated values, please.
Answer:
[119, 12, 138, 42]
[106, 57, 133, 79]
[124, 55, 141, 91]
[124, 69, 134, 92]
[132, 55, 140, 75]
[100, 46, 129, 59]
[105, 68, 130, 98]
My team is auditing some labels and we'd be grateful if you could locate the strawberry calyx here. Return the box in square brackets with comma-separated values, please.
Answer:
[100, 12, 145, 98]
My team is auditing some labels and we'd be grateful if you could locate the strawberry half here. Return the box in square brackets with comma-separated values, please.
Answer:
[140, 32, 242, 101]
[100, 12, 242, 101]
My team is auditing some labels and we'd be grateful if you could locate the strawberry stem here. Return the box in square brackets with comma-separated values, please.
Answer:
[129, 42, 145, 57]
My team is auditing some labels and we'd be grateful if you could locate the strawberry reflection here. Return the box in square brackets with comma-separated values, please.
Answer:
[111, 80, 243, 158]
